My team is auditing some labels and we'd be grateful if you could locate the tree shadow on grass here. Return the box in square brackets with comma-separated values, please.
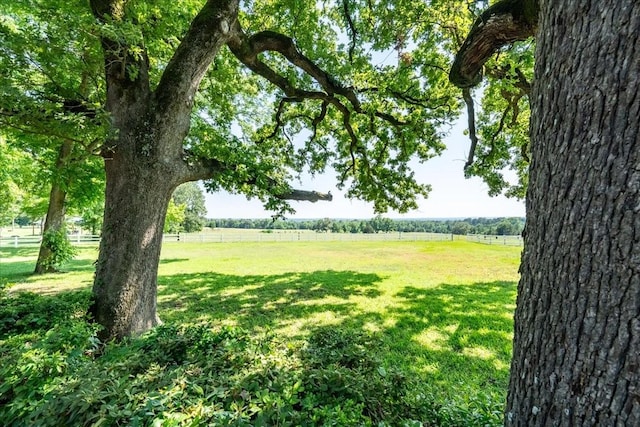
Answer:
[157, 270, 383, 333]
[0, 255, 96, 295]
[0, 248, 37, 284]
[157, 266, 517, 394]
[0, 266, 33, 285]
[0, 247, 40, 257]
[322, 280, 518, 394]
[159, 258, 190, 265]
[63, 257, 98, 273]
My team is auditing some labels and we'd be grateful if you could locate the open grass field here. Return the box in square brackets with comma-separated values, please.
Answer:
[1, 240, 521, 425]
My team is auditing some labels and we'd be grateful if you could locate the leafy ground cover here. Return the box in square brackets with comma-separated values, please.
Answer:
[0, 240, 520, 426]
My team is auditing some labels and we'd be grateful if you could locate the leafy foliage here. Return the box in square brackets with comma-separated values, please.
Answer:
[1, 0, 534, 212]
[0, 289, 506, 426]
[79, 193, 105, 235]
[38, 229, 77, 271]
[0, 0, 106, 236]
[172, 183, 207, 232]
[0, 0, 467, 216]
[0, 136, 32, 225]
[0, 290, 92, 338]
[467, 41, 534, 198]
[164, 199, 187, 233]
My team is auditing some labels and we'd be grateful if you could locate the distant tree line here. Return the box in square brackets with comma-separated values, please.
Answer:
[206, 216, 525, 236]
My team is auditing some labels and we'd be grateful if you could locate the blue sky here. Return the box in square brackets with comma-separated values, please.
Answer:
[203, 117, 526, 219]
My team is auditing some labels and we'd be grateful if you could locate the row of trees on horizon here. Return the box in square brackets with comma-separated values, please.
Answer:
[207, 216, 525, 236]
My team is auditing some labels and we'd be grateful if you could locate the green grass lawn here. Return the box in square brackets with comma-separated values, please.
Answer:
[1, 240, 521, 425]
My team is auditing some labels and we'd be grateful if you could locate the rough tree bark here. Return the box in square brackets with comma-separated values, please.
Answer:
[451, 0, 639, 424]
[508, 1, 640, 424]
[88, 0, 237, 340]
[34, 139, 73, 274]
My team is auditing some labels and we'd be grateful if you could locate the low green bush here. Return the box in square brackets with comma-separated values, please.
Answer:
[38, 229, 77, 271]
[0, 291, 504, 426]
[0, 290, 92, 337]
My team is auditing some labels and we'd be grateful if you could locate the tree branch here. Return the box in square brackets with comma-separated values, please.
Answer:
[154, 0, 239, 115]
[179, 152, 333, 203]
[341, 0, 358, 63]
[485, 65, 532, 96]
[0, 119, 90, 146]
[462, 88, 479, 170]
[277, 189, 333, 202]
[0, 98, 99, 120]
[449, 0, 538, 88]
[228, 24, 361, 108]
[226, 22, 413, 181]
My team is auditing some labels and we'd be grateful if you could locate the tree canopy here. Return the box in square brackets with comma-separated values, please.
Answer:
[0, 135, 31, 226]
[172, 182, 207, 232]
[0, 0, 534, 214]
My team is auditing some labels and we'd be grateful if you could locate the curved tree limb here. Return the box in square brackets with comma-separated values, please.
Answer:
[449, 0, 538, 88]
[180, 152, 332, 202]
[462, 88, 479, 170]
[342, 0, 358, 63]
[226, 21, 411, 184]
[154, 0, 239, 115]
[227, 23, 361, 108]
[232, 28, 406, 128]
[277, 189, 333, 202]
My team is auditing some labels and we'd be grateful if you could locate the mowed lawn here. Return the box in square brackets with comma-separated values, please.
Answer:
[1, 239, 521, 406]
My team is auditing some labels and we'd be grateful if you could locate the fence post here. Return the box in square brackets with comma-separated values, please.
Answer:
[14, 236, 19, 247]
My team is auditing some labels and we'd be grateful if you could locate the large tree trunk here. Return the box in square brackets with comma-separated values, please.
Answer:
[91, 142, 178, 340]
[34, 140, 73, 274]
[506, 1, 640, 424]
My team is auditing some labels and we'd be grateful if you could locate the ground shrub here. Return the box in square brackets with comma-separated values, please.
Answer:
[0, 290, 504, 426]
[38, 229, 77, 271]
[0, 289, 92, 337]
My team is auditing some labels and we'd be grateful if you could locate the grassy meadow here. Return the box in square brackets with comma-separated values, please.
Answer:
[1, 239, 521, 426]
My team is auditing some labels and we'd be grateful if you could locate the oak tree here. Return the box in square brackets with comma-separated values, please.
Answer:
[451, 0, 639, 424]
[1, 0, 468, 339]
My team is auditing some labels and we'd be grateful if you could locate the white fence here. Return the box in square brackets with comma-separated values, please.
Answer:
[0, 234, 101, 248]
[163, 231, 453, 243]
[0, 231, 454, 248]
[466, 234, 523, 246]
[1, 232, 528, 248]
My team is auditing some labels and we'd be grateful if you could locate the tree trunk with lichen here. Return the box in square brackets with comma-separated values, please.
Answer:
[505, 0, 640, 424]
[91, 135, 177, 339]
[34, 140, 73, 274]
[87, 0, 237, 340]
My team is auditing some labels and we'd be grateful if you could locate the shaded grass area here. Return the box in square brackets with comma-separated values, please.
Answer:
[0, 246, 97, 294]
[1, 241, 520, 425]
[158, 270, 515, 399]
